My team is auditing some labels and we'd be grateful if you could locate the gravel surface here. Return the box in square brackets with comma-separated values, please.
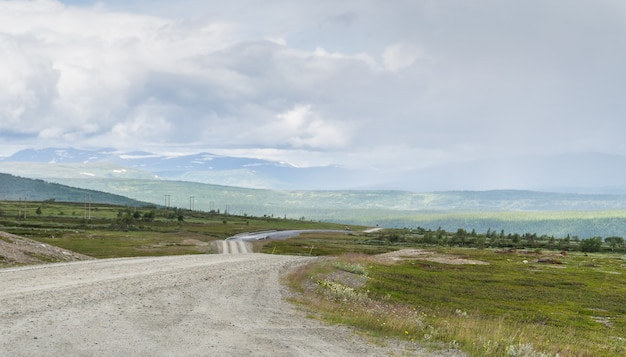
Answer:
[0, 254, 462, 356]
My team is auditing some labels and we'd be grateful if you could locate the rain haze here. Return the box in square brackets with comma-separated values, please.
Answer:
[1, 0, 625, 190]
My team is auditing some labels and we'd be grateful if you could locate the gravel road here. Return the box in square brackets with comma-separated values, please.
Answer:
[0, 254, 460, 356]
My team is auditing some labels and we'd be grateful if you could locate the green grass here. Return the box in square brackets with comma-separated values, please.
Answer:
[286, 249, 626, 356]
[257, 233, 396, 256]
[36, 231, 213, 258]
[0, 200, 363, 259]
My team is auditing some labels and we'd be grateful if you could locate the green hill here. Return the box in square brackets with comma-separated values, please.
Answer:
[5, 172, 626, 238]
[0, 173, 150, 207]
[43, 177, 626, 238]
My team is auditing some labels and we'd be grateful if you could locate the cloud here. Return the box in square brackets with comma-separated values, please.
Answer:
[382, 42, 423, 72]
[0, 34, 59, 131]
[111, 99, 173, 140]
[0, 0, 625, 176]
[273, 104, 351, 149]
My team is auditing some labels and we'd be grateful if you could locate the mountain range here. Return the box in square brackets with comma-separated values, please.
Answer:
[0, 147, 375, 190]
[3, 147, 626, 193]
[3, 148, 626, 215]
[3, 173, 626, 238]
[4, 148, 626, 237]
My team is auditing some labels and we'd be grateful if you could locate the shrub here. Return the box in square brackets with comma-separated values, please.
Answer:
[580, 237, 602, 253]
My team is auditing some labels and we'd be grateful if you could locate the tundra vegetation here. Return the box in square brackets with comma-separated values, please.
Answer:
[267, 233, 626, 357]
[1, 200, 625, 356]
[0, 200, 355, 259]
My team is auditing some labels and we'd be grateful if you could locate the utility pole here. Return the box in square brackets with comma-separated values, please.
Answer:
[189, 196, 195, 210]
[84, 195, 87, 219]
[18, 190, 27, 220]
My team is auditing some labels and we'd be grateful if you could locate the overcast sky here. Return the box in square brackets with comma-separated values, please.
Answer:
[1, 0, 625, 171]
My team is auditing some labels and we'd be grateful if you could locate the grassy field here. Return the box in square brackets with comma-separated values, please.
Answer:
[253, 230, 626, 356]
[0, 200, 360, 260]
[283, 248, 626, 356]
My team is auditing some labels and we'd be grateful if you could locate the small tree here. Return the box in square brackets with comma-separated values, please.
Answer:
[580, 237, 602, 253]
[36, 207, 42, 215]
[476, 236, 487, 249]
[605, 236, 624, 252]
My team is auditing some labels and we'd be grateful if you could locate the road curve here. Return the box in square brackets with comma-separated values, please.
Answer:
[216, 239, 253, 254]
[226, 229, 350, 242]
[0, 254, 455, 356]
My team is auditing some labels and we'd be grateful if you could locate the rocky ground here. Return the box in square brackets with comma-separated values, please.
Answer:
[0, 231, 92, 266]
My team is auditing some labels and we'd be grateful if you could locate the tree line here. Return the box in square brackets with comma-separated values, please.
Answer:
[375, 227, 625, 253]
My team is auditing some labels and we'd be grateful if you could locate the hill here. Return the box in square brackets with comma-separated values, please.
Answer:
[41, 178, 626, 213]
[0, 173, 150, 206]
[39, 177, 626, 238]
[5, 146, 626, 238]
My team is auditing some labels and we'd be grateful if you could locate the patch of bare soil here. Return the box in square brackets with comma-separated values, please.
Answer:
[0, 231, 93, 266]
[495, 248, 568, 266]
[375, 248, 489, 265]
[180, 238, 209, 247]
[324, 270, 369, 289]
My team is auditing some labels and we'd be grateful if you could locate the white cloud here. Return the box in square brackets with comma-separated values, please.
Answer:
[110, 99, 173, 141]
[1, 0, 626, 178]
[382, 42, 423, 72]
[274, 104, 351, 149]
[0, 35, 59, 130]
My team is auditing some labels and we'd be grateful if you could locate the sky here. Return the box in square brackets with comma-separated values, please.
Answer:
[1, 0, 625, 172]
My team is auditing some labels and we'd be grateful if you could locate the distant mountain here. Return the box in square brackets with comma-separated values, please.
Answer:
[0, 148, 380, 190]
[38, 177, 626, 214]
[3, 147, 626, 192]
[35, 177, 626, 237]
[0, 173, 150, 206]
[6, 147, 626, 237]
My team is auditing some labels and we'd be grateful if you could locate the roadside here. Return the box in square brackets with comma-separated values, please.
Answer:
[0, 231, 92, 266]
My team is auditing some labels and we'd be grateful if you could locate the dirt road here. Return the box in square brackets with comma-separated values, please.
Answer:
[0, 254, 464, 356]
